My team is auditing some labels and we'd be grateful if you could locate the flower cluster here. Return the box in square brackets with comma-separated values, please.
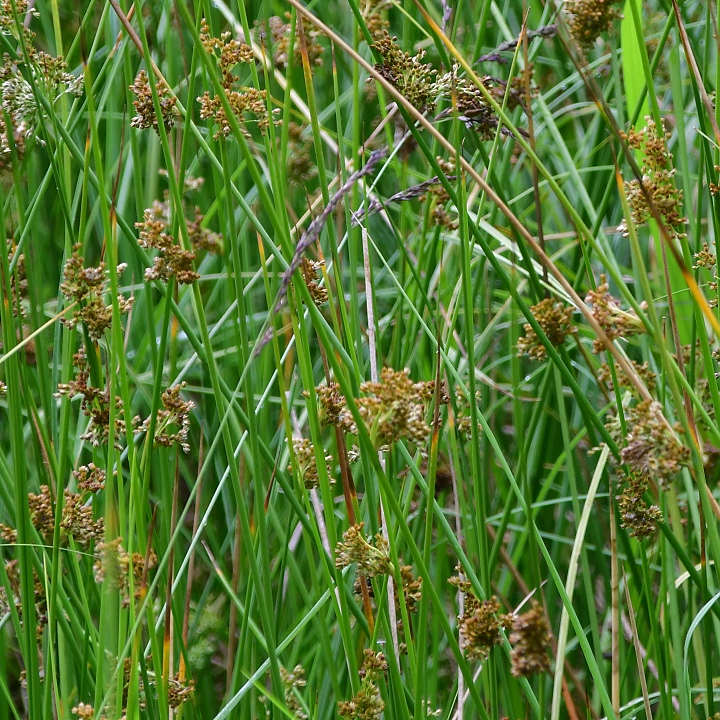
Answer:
[60, 244, 134, 340]
[73, 663, 194, 718]
[617, 472, 662, 540]
[299, 257, 328, 306]
[606, 400, 690, 487]
[138, 382, 194, 453]
[200, 20, 254, 81]
[56, 349, 135, 448]
[564, 0, 622, 50]
[0, 43, 81, 169]
[485, 70, 534, 112]
[509, 602, 551, 677]
[71, 703, 96, 719]
[6, 238, 27, 311]
[0, 559, 47, 637]
[354, 561, 423, 618]
[93, 537, 158, 608]
[281, 665, 308, 720]
[166, 675, 195, 709]
[362, 0, 392, 39]
[73, 463, 106, 493]
[135, 178, 222, 285]
[129, 70, 178, 133]
[289, 437, 333, 489]
[314, 368, 438, 450]
[285, 122, 315, 186]
[693, 242, 719, 307]
[597, 359, 657, 395]
[338, 650, 387, 720]
[460, 596, 511, 661]
[258, 14, 324, 69]
[448, 73, 507, 138]
[198, 19, 273, 139]
[0, 0, 34, 32]
[454, 386, 481, 439]
[335, 523, 391, 578]
[450, 572, 511, 661]
[420, 158, 457, 229]
[398, 564, 423, 614]
[517, 297, 577, 360]
[585, 276, 647, 353]
[619, 118, 686, 238]
[0, 478, 104, 548]
[313, 381, 343, 426]
[371, 32, 441, 112]
[693, 242, 716, 270]
[136, 201, 197, 284]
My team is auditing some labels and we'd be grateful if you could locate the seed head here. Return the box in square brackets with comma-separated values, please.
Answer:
[597, 359, 657, 396]
[1, 483, 103, 547]
[371, 32, 439, 112]
[281, 665, 308, 720]
[167, 676, 195, 708]
[420, 157, 458, 229]
[565, 0, 622, 50]
[585, 275, 647, 352]
[198, 20, 274, 138]
[299, 257, 328, 306]
[352, 368, 436, 449]
[94, 538, 158, 608]
[693, 243, 716, 270]
[509, 602, 551, 677]
[517, 297, 576, 360]
[55, 349, 134, 448]
[608, 400, 690, 488]
[73, 463, 106, 493]
[289, 437, 332, 489]
[129, 70, 177, 133]
[313, 381, 345, 427]
[60, 244, 134, 339]
[136, 194, 221, 284]
[256, 14, 324, 69]
[335, 523, 391, 578]
[459, 595, 512, 661]
[138, 382, 194, 453]
[338, 650, 387, 720]
[71, 703, 95, 719]
[619, 118, 686, 238]
[617, 472, 662, 540]
[399, 564, 423, 614]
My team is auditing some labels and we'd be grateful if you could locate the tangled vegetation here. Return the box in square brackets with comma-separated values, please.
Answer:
[0, 0, 718, 718]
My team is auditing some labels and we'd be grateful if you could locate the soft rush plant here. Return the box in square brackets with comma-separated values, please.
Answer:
[0, 0, 719, 718]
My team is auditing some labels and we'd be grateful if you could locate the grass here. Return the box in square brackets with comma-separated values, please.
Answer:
[0, 0, 719, 718]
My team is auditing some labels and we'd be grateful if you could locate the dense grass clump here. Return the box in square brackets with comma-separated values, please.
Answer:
[0, 0, 719, 718]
